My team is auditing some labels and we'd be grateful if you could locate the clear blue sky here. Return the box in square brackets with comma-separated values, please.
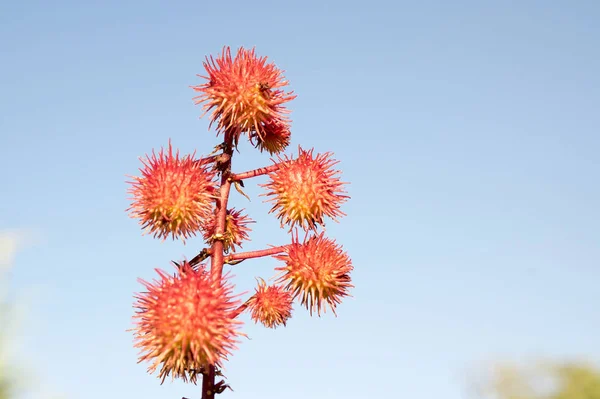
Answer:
[1, 1, 599, 398]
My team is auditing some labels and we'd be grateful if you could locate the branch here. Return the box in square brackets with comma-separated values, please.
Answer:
[224, 245, 288, 264]
[194, 154, 219, 166]
[188, 248, 212, 268]
[230, 164, 279, 181]
[232, 302, 249, 319]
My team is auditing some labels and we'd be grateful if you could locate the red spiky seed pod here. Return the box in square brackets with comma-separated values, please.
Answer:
[192, 46, 296, 149]
[201, 208, 253, 253]
[246, 278, 293, 328]
[250, 118, 291, 155]
[131, 262, 243, 384]
[274, 232, 353, 316]
[126, 141, 217, 243]
[261, 146, 349, 231]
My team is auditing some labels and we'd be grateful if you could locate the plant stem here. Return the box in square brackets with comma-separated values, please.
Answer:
[230, 164, 279, 181]
[201, 364, 216, 399]
[210, 133, 234, 282]
[203, 132, 234, 399]
[224, 246, 288, 263]
[232, 302, 249, 319]
[194, 154, 219, 166]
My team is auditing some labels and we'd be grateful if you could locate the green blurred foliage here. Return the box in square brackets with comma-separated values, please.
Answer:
[0, 236, 65, 399]
[0, 267, 16, 399]
[0, 305, 13, 399]
[552, 364, 600, 399]
[482, 361, 600, 399]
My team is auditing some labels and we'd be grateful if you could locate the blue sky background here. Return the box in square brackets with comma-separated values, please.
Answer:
[1, 1, 599, 398]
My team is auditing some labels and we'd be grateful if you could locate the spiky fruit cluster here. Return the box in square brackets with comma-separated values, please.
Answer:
[192, 46, 296, 152]
[127, 142, 216, 242]
[201, 208, 253, 253]
[262, 147, 348, 231]
[246, 278, 293, 328]
[126, 46, 355, 396]
[275, 233, 353, 316]
[132, 262, 242, 384]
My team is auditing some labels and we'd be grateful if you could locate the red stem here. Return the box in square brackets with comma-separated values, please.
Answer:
[230, 164, 279, 181]
[200, 365, 216, 399]
[203, 132, 234, 399]
[210, 138, 234, 282]
[195, 154, 219, 166]
[225, 245, 287, 263]
[232, 302, 249, 319]
[201, 137, 287, 399]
